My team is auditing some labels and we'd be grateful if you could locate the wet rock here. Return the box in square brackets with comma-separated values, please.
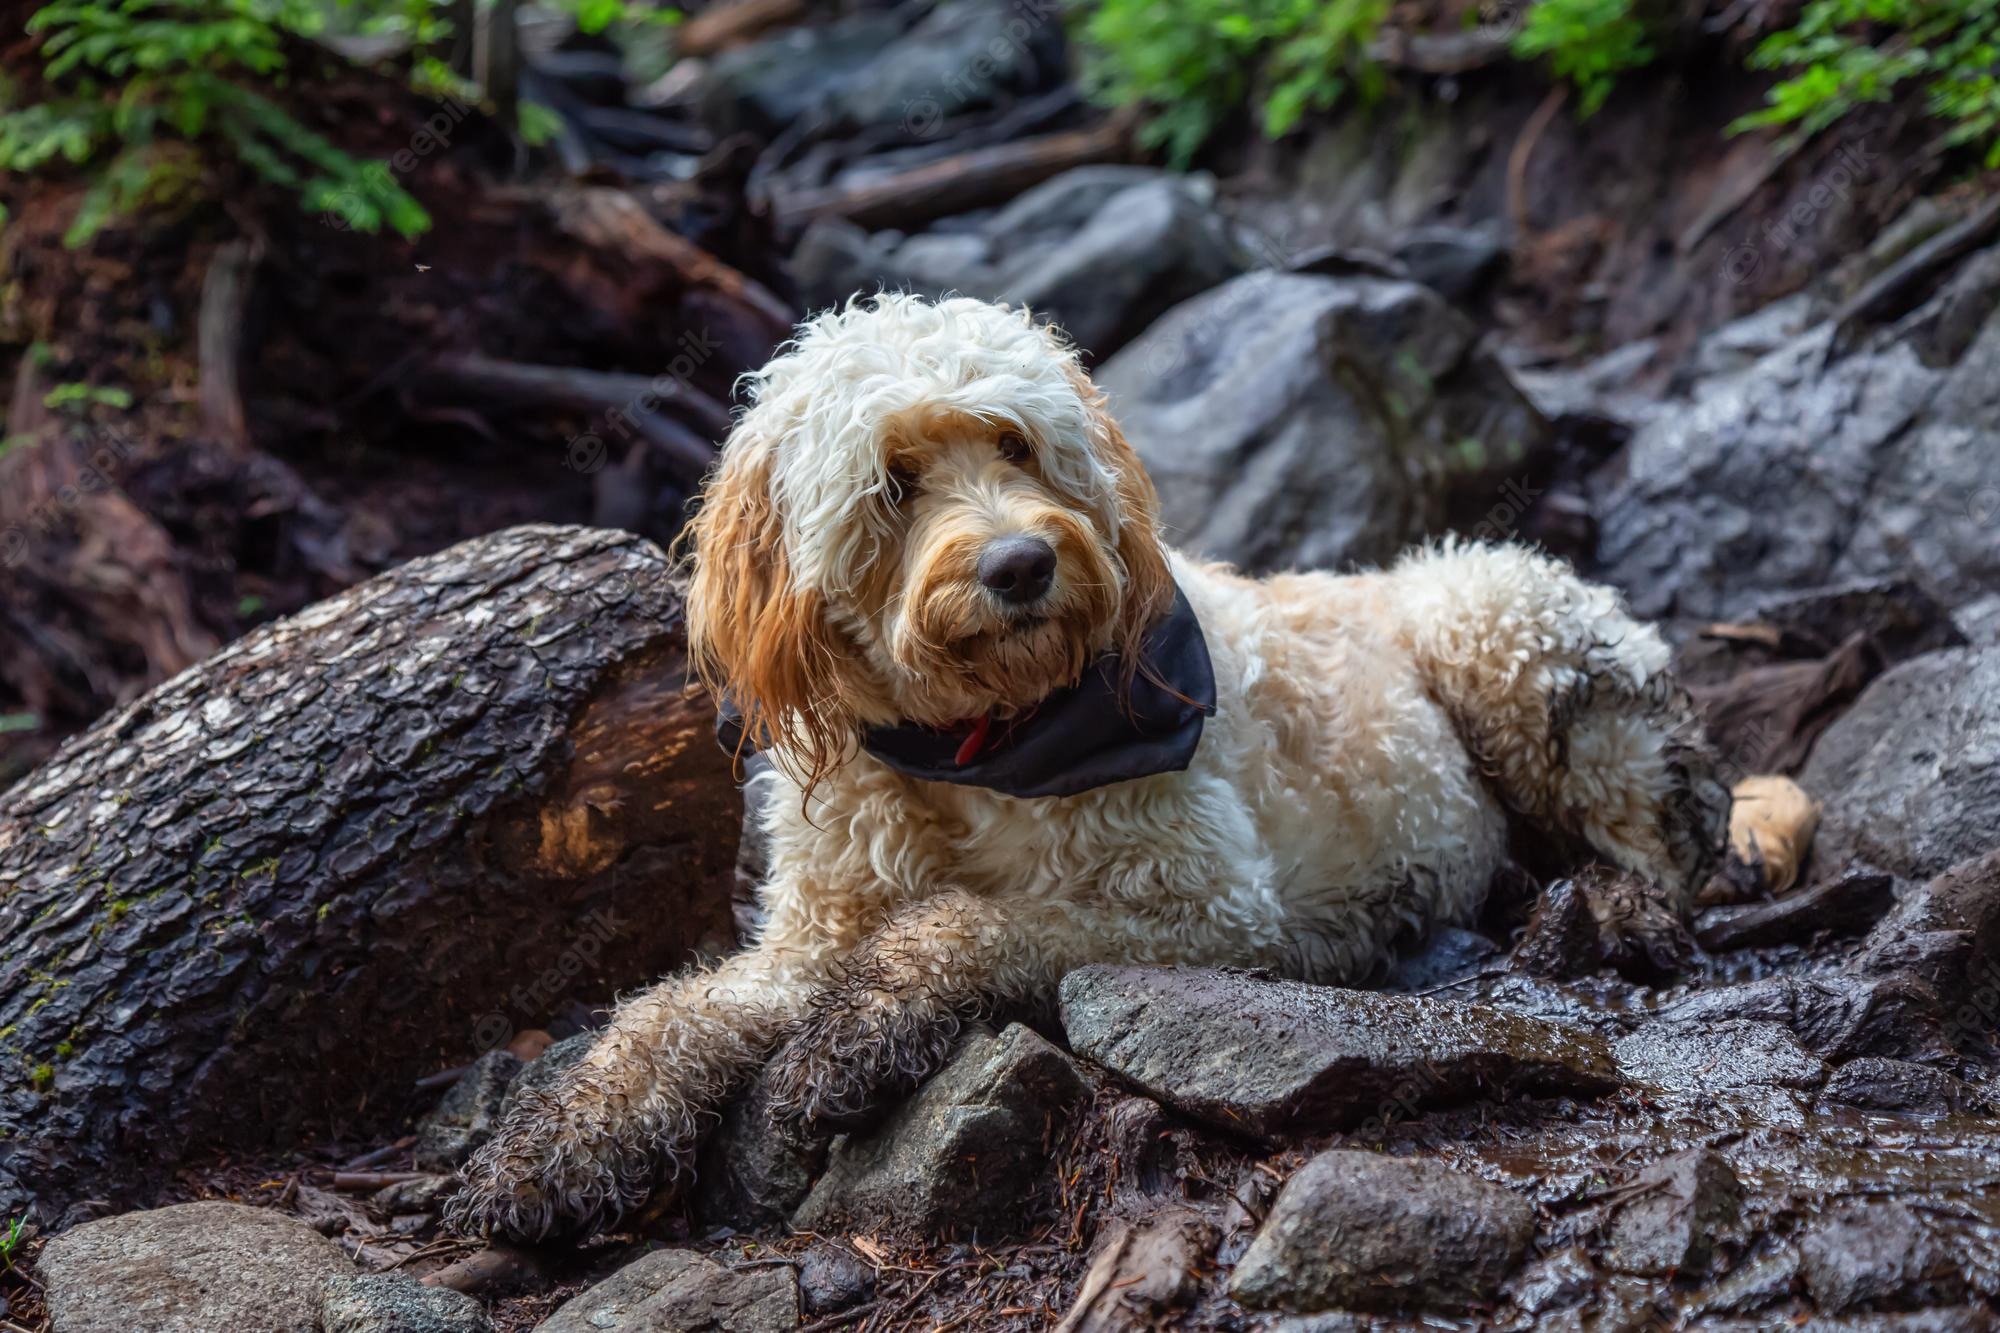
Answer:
[1798, 1201, 1968, 1313]
[1804, 647, 2000, 881]
[1059, 965, 1617, 1141]
[536, 1247, 798, 1333]
[791, 1023, 1088, 1238]
[697, 11, 906, 136]
[796, 1243, 874, 1316]
[1649, 974, 1948, 1064]
[1508, 1245, 1598, 1316]
[1803, 1312, 2000, 1332]
[1510, 878, 1600, 979]
[321, 1273, 491, 1333]
[1819, 1057, 1988, 1115]
[373, 1173, 453, 1215]
[795, 168, 1253, 362]
[1685, 1240, 1802, 1318]
[498, 1031, 593, 1120]
[700, 0, 1061, 139]
[39, 1201, 354, 1333]
[1614, 1019, 1825, 1092]
[1592, 246, 2000, 622]
[1095, 272, 1549, 574]
[695, 1062, 828, 1232]
[1602, 1149, 1742, 1276]
[1695, 866, 1896, 951]
[1228, 1150, 1533, 1313]
[415, 1049, 522, 1170]
[1856, 848, 2000, 1017]
[1382, 925, 1501, 992]
[1392, 223, 1507, 304]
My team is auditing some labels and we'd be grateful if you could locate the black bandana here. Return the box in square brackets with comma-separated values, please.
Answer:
[714, 583, 1216, 799]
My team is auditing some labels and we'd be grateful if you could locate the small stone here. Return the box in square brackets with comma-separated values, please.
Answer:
[1650, 974, 1948, 1064]
[39, 1201, 354, 1333]
[1602, 1150, 1742, 1277]
[498, 1031, 593, 1120]
[1819, 1057, 1987, 1115]
[321, 1273, 492, 1333]
[1383, 926, 1501, 992]
[1060, 965, 1618, 1141]
[374, 1173, 454, 1214]
[1227, 1151, 1533, 1313]
[1614, 1019, 1826, 1093]
[1798, 1201, 1967, 1313]
[791, 1024, 1088, 1238]
[415, 1049, 523, 1170]
[695, 1062, 827, 1232]
[1695, 867, 1896, 951]
[796, 1243, 874, 1316]
[536, 1247, 798, 1333]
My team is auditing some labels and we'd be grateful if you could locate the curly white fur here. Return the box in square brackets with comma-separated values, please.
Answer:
[448, 294, 1727, 1242]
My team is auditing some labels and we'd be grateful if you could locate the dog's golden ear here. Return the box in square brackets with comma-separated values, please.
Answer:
[679, 429, 855, 788]
[1082, 389, 1173, 662]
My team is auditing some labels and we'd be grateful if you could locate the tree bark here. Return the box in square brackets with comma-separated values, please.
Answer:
[0, 525, 740, 1225]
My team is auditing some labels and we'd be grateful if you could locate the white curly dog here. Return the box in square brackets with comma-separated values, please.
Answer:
[449, 293, 1725, 1241]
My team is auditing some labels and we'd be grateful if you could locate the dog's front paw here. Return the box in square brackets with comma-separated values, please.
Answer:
[764, 992, 963, 1135]
[442, 1087, 675, 1242]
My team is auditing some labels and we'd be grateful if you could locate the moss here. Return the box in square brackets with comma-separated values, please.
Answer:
[53, 1040, 73, 1058]
[105, 897, 134, 923]
[27, 1063, 53, 1092]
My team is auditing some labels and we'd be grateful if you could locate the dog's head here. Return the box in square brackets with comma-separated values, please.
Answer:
[681, 294, 1172, 785]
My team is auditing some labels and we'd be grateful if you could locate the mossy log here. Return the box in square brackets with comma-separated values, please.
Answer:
[0, 525, 740, 1224]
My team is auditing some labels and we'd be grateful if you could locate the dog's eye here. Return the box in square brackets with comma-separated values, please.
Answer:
[997, 431, 1031, 463]
[885, 462, 920, 504]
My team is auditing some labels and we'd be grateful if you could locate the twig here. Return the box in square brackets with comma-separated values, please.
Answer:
[1507, 85, 1568, 243]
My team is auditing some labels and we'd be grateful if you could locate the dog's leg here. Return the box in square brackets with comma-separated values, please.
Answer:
[444, 940, 813, 1240]
[1392, 541, 1730, 911]
[762, 887, 1005, 1133]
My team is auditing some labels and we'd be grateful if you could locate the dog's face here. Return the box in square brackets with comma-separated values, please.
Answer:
[683, 295, 1172, 783]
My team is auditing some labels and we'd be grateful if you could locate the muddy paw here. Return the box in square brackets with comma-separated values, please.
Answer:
[764, 997, 962, 1135]
[441, 1087, 670, 1242]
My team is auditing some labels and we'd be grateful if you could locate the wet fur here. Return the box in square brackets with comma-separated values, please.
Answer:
[447, 295, 1727, 1241]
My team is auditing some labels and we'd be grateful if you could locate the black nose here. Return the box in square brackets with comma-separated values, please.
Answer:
[977, 535, 1057, 605]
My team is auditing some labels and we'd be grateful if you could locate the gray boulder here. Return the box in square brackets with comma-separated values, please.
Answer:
[1602, 1150, 1743, 1277]
[1798, 1201, 1968, 1313]
[1593, 244, 2000, 622]
[1614, 1020, 1826, 1093]
[695, 1061, 828, 1232]
[1649, 975, 1948, 1064]
[794, 167, 1253, 362]
[1095, 272, 1549, 573]
[39, 1201, 354, 1333]
[1227, 1150, 1534, 1313]
[416, 1048, 523, 1170]
[1058, 965, 1617, 1140]
[1819, 1057, 1988, 1115]
[321, 1273, 492, 1333]
[536, 1247, 798, 1333]
[700, 0, 1062, 138]
[791, 1023, 1088, 1238]
[1803, 647, 2000, 881]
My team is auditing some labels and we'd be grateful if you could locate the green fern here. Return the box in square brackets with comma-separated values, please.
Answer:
[1732, 0, 2000, 166]
[1511, 0, 1654, 116]
[1, 0, 432, 246]
[1075, 0, 1388, 166]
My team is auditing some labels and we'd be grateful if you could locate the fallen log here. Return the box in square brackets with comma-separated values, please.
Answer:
[0, 525, 740, 1225]
[773, 111, 1139, 232]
